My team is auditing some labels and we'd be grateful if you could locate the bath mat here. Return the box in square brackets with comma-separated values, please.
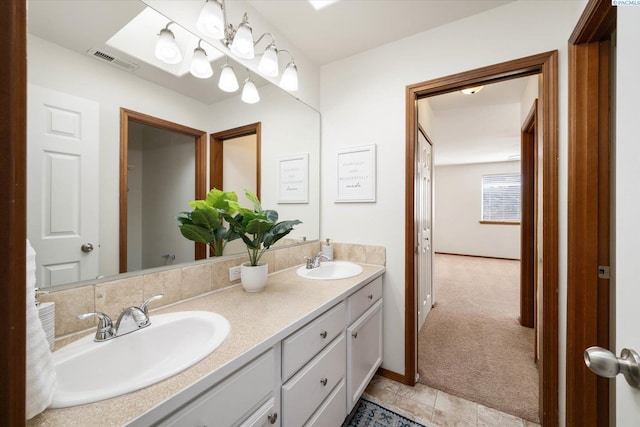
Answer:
[343, 398, 427, 427]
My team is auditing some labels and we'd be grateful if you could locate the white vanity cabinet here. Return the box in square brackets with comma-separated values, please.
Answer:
[155, 349, 280, 427]
[346, 276, 383, 412]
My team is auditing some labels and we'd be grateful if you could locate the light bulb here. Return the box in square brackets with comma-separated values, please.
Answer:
[155, 28, 182, 64]
[231, 21, 255, 59]
[241, 79, 260, 104]
[218, 64, 239, 92]
[196, 0, 225, 40]
[258, 44, 279, 77]
[190, 47, 213, 79]
[280, 62, 298, 91]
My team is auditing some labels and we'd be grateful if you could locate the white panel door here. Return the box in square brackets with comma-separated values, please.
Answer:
[27, 84, 100, 287]
[417, 130, 433, 331]
[615, 8, 640, 425]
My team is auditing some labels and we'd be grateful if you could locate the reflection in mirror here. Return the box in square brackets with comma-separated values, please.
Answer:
[26, 0, 320, 289]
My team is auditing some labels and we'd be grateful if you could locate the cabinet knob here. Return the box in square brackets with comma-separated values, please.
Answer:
[320, 330, 328, 339]
[268, 412, 278, 424]
[367, 294, 373, 300]
[320, 377, 328, 386]
[352, 332, 358, 339]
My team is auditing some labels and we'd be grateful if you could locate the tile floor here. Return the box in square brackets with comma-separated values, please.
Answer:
[363, 375, 541, 427]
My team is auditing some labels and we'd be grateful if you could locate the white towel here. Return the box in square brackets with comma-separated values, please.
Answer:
[25, 240, 56, 419]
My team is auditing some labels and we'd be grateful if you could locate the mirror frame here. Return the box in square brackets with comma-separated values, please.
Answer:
[119, 108, 208, 272]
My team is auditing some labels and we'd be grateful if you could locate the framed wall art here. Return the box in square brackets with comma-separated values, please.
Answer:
[277, 153, 309, 203]
[336, 144, 376, 203]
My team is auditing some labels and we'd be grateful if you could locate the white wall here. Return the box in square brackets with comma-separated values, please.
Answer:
[434, 161, 520, 259]
[320, 2, 587, 420]
[520, 75, 539, 123]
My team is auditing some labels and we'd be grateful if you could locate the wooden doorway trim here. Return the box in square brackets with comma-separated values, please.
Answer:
[566, 1, 615, 425]
[405, 51, 559, 426]
[1, 0, 26, 423]
[119, 108, 207, 272]
[521, 99, 538, 330]
[209, 122, 262, 199]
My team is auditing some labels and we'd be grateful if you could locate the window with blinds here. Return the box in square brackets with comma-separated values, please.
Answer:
[481, 173, 521, 222]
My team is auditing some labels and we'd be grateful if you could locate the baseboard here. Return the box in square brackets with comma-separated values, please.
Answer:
[377, 367, 413, 386]
[434, 251, 520, 261]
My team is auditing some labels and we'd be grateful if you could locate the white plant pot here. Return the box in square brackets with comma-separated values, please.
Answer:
[240, 262, 268, 292]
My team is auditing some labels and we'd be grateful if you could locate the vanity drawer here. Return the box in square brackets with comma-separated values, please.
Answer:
[158, 349, 274, 427]
[282, 301, 345, 381]
[282, 335, 346, 427]
[347, 276, 382, 324]
[305, 379, 347, 427]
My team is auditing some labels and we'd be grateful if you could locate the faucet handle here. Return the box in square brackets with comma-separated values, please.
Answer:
[140, 294, 164, 315]
[77, 312, 116, 341]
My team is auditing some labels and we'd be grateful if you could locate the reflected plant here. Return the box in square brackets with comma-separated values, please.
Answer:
[177, 188, 239, 256]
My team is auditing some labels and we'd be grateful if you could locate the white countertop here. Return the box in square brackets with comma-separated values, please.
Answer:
[28, 263, 385, 427]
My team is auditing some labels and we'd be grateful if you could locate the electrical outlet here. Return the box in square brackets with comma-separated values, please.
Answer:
[229, 266, 241, 281]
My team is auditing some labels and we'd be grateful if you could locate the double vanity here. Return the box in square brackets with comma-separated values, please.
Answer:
[30, 262, 384, 426]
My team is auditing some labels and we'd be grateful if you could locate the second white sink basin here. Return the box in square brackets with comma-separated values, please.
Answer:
[296, 261, 363, 280]
[50, 311, 230, 408]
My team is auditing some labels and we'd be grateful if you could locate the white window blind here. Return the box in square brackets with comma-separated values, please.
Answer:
[481, 173, 521, 222]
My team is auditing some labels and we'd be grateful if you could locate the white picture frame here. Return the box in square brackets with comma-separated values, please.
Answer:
[277, 153, 309, 203]
[336, 144, 376, 203]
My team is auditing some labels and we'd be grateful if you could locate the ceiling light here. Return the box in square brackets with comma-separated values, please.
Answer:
[230, 13, 255, 59]
[196, 0, 225, 40]
[461, 86, 484, 95]
[308, 0, 339, 10]
[242, 76, 260, 104]
[155, 23, 182, 64]
[190, 41, 214, 79]
[219, 62, 239, 92]
[258, 43, 279, 77]
[280, 62, 298, 92]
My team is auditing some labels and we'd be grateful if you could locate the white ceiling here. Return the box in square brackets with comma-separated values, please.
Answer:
[247, 0, 514, 65]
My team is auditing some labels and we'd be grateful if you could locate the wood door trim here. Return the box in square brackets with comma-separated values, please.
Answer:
[1, 0, 26, 423]
[119, 109, 207, 272]
[520, 99, 537, 329]
[209, 122, 262, 200]
[566, 1, 614, 425]
[405, 50, 559, 426]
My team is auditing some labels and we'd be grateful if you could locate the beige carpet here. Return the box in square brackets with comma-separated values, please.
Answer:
[417, 254, 539, 423]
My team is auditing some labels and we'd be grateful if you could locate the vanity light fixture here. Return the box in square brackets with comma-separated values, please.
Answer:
[190, 40, 214, 79]
[461, 86, 484, 95]
[230, 13, 255, 59]
[218, 60, 239, 92]
[241, 72, 260, 104]
[257, 41, 279, 77]
[155, 22, 182, 64]
[196, 0, 225, 40]
[280, 61, 299, 92]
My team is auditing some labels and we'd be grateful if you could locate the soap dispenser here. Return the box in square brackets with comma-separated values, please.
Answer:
[322, 238, 334, 261]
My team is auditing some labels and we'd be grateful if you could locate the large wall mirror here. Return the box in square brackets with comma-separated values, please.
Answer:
[26, 0, 320, 289]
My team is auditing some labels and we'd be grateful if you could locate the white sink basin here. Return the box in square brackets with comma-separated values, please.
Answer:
[50, 311, 230, 408]
[296, 261, 363, 280]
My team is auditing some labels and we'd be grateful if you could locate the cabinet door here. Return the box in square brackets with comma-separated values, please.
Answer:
[239, 398, 278, 427]
[347, 299, 383, 412]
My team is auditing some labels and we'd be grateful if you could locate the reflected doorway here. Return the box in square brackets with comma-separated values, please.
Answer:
[119, 109, 206, 273]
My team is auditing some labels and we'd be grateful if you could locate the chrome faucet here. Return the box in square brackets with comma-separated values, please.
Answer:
[305, 252, 330, 269]
[77, 294, 164, 342]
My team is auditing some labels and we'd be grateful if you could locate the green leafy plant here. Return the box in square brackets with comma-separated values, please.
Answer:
[223, 189, 302, 266]
[177, 188, 239, 256]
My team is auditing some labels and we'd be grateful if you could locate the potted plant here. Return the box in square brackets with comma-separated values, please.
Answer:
[223, 189, 301, 292]
[177, 188, 239, 257]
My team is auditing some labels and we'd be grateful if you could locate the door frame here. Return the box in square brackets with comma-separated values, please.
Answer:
[566, 0, 615, 425]
[119, 108, 207, 272]
[209, 122, 262, 199]
[1, 0, 26, 423]
[404, 51, 559, 426]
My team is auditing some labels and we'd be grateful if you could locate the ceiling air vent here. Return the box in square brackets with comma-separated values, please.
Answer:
[86, 48, 138, 72]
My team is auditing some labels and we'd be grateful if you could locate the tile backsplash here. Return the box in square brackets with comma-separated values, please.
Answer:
[40, 241, 385, 341]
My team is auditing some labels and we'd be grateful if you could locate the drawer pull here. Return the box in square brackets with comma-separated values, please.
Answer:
[320, 377, 328, 386]
[268, 412, 278, 424]
[320, 330, 328, 339]
[367, 294, 373, 300]
[352, 332, 358, 339]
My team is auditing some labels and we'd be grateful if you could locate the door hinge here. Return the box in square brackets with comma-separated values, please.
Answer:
[598, 265, 610, 279]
